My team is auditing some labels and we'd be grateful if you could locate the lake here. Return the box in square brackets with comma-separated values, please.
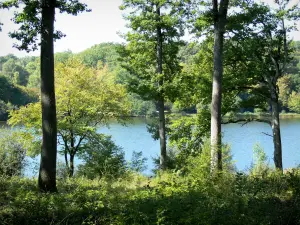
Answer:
[1, 117, 300, 176]
[99, 118, 300, 173]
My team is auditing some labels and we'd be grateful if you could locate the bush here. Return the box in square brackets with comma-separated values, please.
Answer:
[77, 134, 127, 179]
[249, 143, 271, 176]
[1, 170, 300, 225]
[0, 132, 27, 176]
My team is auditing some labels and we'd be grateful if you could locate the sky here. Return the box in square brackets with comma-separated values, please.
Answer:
[0, 0, 299, 57]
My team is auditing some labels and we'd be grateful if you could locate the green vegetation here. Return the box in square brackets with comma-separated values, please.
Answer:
[1, 156, 300, 225]
[1, 0, 300, 223]
[8, 59, 129, 177]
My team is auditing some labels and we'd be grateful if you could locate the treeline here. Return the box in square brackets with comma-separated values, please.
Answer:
[1, 40, 299, 121]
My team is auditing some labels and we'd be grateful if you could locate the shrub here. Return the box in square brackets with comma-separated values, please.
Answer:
[0, 132, 27, 176]
[77, 134, 126, 179]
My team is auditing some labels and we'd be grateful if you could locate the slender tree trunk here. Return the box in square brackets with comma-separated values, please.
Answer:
[156, 5, 167, 170]
[68, 132, 75, 177]
[210, 0, 229, 173]
[69, 154, 74, 177]
[271, 91, 283, 171]
[38, 0, 57, 192]
[64, 150, 69, 171]
[158, 99, 167, 169]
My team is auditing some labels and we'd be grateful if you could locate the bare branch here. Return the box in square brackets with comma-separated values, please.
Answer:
[262, 132, 273, 137]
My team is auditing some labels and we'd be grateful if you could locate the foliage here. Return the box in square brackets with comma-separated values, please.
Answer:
[127, 93, 157, 117]
[119, 0, 184, 102]
[77, 134, 127, 180]
[250, 144, 270, 177]
[288, 91, 300, 113]
[0, 132, 33, 177]
[0, 166, 300, 224]
[8, 59, 130, 176]
[129, 151, 148, 173]
[0, 0, 90, 52]
[1, 58, 29, 86]
[0, 76, 38, 120]
[77, 43, 120, 70]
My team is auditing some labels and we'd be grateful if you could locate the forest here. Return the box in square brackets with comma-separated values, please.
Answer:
[0, 0, 300, 224]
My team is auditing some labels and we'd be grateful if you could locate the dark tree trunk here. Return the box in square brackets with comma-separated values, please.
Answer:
[156, 5, 167, 170]
[69, 154, 75, 177]
[68, 133, 75, 177]
[210, 0, 229, 173]
[38, 0, 57, 192]
[271, 88, 283, 171]
[64, 150, 69, 170]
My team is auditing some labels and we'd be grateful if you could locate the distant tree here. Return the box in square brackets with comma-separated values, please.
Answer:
[0, 54, 17, 70]
[77, 43, 120, 69]
[288, 91, 300, 113]
[9, 59, 129, 177]
[0, 75, 38, 108]
[2, 58, 29, 86]
[278, 75, 293, 110]
[26, 60, 40, 89]
[54, 50, 73, 63]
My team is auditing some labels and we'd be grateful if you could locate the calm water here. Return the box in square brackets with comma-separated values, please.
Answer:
[1, 118, 300, 176]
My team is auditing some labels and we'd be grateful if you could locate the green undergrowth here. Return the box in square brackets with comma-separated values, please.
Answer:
[0, 169, 300, 225]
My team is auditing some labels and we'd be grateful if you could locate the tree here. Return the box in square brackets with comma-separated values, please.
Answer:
[249, 1, 299, 171]
[120, 0, 184, 170]
[9, 59, 129, 177]
[210, 0, 229, 173]
[1, 0, 90, 191]
[1, 58, 29, 86]
[188, 0, 230, 172]
[288, 91, 300, 113]
[77, 134, 127, 179]
[222, 0, 300, 171]
[26, 59, 41, 88]
[278, 75, 293, 110]
[77, 43, 120, 69]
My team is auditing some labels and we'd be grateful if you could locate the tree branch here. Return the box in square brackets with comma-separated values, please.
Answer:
[222, 117, 271, 126]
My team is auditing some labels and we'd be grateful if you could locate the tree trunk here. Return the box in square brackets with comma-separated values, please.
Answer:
[64, 150, 69, 170]
[69, 154, 75, 177]
[271, 94, 283, 171]
[158, 99, 167, 170]
[211, 27, 223, 172]
[156, 5, 167, 170]
[68, 132, 75, 177]
[38, 0, 57, 192]
[210, 0, 229, 173]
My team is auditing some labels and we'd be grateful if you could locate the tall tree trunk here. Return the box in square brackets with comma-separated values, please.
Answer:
[156, 4, 167, 170]
[38, 0, 57, 192]
[210, 0, 229, 173]
[271, 91, 283, 171]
